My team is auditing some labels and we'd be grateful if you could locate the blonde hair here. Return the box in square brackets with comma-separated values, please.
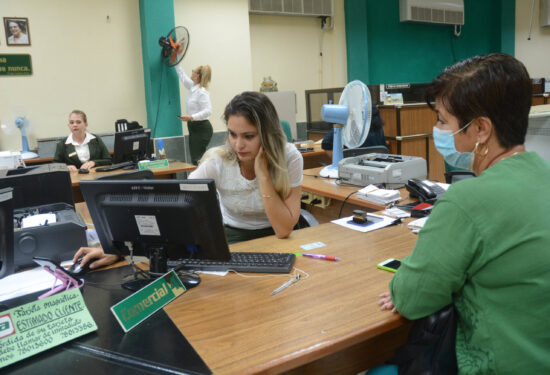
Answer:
[195, 65, 212, 89]
[202, 92, 290, 198]
[69, 109, 87, 123]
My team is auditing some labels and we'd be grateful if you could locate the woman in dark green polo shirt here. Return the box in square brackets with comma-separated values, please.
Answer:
[53, 110, 111, 171]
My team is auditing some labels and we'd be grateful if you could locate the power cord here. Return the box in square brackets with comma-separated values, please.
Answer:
[338, 190, 360, 219]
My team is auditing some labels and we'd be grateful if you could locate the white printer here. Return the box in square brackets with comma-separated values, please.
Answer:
[338, 153, 427, 188]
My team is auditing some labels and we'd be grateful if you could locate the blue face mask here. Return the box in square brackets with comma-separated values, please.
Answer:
[432, 121, 473, 170]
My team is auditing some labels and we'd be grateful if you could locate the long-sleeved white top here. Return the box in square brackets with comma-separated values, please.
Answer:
[175, 65, 212, 121]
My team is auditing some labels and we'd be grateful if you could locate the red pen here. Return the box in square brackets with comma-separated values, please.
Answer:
[302, 253, 340, 261]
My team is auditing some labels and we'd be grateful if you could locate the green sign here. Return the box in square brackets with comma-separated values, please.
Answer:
[111, 271, 185, 332]
[0, 289, 97, 369]
[138, 158, 169, 170]
[0, 54, 32, 76]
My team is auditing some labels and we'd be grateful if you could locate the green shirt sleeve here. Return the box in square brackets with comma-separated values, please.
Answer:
[389, 198, 482, 319]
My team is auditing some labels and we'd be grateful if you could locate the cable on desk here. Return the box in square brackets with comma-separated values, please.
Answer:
[338, 190, 360, 219]
[229, 266, 310, 281]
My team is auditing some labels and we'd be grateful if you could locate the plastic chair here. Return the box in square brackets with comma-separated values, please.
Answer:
[295, 209, 319, 230]
[343, 145, 389, 158]
[281, 120, 292, 142]
[95, 169, 154, 180]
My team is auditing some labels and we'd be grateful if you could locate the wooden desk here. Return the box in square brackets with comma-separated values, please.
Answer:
[164, 221, 415, 374]
[302, 167, 413, 223]
[70, 161, 196, 202]
[74, 201, 414, 374]
[300, 143, 331, 169]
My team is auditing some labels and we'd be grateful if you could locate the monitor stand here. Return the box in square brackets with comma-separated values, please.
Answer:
[121, 246, 201, 292]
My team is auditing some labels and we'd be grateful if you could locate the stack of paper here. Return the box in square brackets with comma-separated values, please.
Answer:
[408, 217, 428, 232]
[356, 185, 401, 206]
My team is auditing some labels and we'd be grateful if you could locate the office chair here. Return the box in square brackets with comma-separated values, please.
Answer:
[115, 119, 143, 133]
[295, 209, 319, 230]
[95, 169, 154, 180]
[281, 120, 292, 142]
[343, 145, 389, 158]
[444, 170, 476, 184]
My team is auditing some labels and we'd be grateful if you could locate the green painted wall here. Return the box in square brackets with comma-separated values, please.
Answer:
[139, 0, 182, 137]
[345, 0, 515, 85]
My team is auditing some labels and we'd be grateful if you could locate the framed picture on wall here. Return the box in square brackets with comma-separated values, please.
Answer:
[4, 17, 31, 46]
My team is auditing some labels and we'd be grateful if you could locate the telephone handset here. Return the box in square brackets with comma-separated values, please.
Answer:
[405, 178, 446, 203]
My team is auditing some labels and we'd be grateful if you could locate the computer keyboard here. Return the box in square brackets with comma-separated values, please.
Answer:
[169, 252, 296, 273]
[96, 161, 135, 172]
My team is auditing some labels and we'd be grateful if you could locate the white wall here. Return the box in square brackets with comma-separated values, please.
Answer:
[0, 0, 146, 152]
[515, 0, 550, 78]
[174, 0, 253, 133]
[249, 0, 347, 123]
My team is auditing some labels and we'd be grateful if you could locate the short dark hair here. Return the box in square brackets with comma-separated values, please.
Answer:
[425, 53, 532, 148]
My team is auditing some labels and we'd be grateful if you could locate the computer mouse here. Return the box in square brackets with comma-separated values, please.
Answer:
[176, 271, 201, 289]
[68, 257, 91, 277]
[78, 168, 90, 174]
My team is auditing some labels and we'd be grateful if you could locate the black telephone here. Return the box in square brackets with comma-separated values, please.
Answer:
[405, 178, 446, 203]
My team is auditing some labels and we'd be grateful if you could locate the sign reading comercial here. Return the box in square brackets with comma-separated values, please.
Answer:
[0, 54, 32, 76]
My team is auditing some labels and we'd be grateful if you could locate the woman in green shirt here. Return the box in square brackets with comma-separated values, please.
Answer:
[53, 110, 111, 171]
[377, 54, 550, 374]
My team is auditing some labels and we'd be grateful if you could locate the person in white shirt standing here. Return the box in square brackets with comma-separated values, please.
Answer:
[175, 64, 213, 165]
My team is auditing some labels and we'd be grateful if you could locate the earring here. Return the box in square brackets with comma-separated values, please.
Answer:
[474, 141, 489, 158]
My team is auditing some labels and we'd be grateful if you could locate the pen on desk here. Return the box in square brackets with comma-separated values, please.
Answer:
[302, 253, 340, 261]
[271, 275, 300, 296]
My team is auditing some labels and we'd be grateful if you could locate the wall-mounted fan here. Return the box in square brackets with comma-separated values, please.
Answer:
[0, 114, 38, 160]
[158, 26, 190, 66]
[319, 80, 372, 178]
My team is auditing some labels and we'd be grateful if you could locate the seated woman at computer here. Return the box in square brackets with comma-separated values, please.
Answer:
[321, 101, 386, 158]
[189, 91, 303, 244]
[53, 110, 112, 171]
[375, 54, 550, 374]
[175, 64, 213, 165]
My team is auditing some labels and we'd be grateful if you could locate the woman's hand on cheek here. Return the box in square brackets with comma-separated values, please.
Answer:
[254, 146, 269, 180]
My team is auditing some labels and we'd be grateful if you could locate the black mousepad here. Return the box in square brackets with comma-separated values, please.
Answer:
[1, 265, 211, 375]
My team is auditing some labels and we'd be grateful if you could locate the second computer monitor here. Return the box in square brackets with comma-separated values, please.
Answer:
[113, 128, 151, 165]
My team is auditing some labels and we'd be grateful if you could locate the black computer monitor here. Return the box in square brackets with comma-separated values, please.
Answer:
[80, 179, 230, 287]
[113, 128, 151, 165]
[0, 187, 15, 279]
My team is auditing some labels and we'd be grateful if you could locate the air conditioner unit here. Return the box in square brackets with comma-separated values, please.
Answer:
[399, 0, 464, 25]
[249, 0, 333, 18]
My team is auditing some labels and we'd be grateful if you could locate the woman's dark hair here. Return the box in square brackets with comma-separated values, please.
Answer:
[425, 53, 532, 148]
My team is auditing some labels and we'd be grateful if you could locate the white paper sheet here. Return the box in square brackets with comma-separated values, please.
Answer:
[331, 213, 397, 233]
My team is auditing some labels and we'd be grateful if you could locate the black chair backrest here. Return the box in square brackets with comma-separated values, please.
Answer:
[343, 145, 389, 158]
[95, 169, 154, 181]
[294, 209, 319, 230]
[444, 170, 476, 184]
[115, 119, 142, 133]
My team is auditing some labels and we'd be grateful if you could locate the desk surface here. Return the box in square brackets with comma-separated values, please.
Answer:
[164, 221, 415, 374]
[75, 202, 414, 374]
[70, 161, 195, 187]
[302, 167, 412, 212]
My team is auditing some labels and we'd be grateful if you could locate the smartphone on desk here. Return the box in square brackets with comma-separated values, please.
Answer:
[377, 258, 401, 273]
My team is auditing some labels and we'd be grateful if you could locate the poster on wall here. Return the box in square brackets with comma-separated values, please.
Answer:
[4, 17, 31, 46]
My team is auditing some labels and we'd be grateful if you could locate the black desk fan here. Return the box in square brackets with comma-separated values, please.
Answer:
[158, 26, 190, 66]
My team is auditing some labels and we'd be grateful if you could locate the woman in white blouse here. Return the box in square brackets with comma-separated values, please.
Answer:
[189, 91, 303, 244]
[175, 64, 213, 165]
